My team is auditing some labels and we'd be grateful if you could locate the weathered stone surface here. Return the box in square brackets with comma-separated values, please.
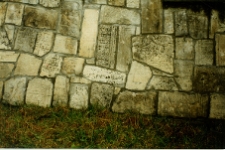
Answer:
[136, 26, 141, 35]
[96, 25, 118, 69]
[0, 81, 3, 99]
[14, 28, 38, 53]
[90, 83, 114, 107]
[53, 35, 78, 55]
[175, 37, 194, 60]
[23, 6, 58, 30]
[126, 61, 152, 90]
[3, 77, 26, 105]
[70, 84, 89, 110]
[158, 92, 208, 118]
[174, 9, 188, 36]
[210, 94, 225, 119]
[127, 0, 139, 8]
[152, 69, 173, 77]
[195, 40, 214, 65]
[62, 57, 85, 76]
[147, 76, 178, 90]
[216, 34, 225, 66]
[58, 0, 82, 38]
[40, 53, 62, 77]
[4, 25, 15, 46]
[14, 54, 42, 76]
[141, 0, 162, 33]
[26, 78, 53, 107]
[70, 76, 91, 84]
[0, 27, 10, 49]
[114, 87, 121, 95]
[210, 10, 225, 39]
[116, 26, 135, 72]
[112, 90, 157, 115]
[39, 0, 60, 7]
[193, 66, 225, 92]
[5, 3, 24, 25]
[34, 31, 54, 57]
[174, 60, 193, 91]
[0, 63, 14, 78]
[100, 5, 140, 25]
[86, 58, 95, 65]
[79, 9, 99, 58]
[83, 65, 126, 87]
[53, 75, 69, 107]
[5, 0, 38, 4]
[108, 0, 125, 6]
[0, 51, 19, 62]
[0, 3, 7, 26]
[164, 9, 174, 34]
[132, 35, 174, 73]
[89, 0, 107, 4]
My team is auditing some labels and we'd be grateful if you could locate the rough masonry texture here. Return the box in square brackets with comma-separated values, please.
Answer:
[0, 0, 225, 119]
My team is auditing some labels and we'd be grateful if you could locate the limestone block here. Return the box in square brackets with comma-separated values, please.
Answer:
[90, 83, 114, 107]
[70, 76, 91, 84]
[0, 81, 3, 99]
[0, 3, 7, 26]
[175, 37, 194, 60]
[127, 0, 139, 8]
[3, 77, 26, 106]
[164, 9, 174, 34]
[40, 53, 62, 77]
[158, 92, 208, 118]
[108, 0, 125, 6]
[216, 34, 225, 66]
[83, 65, 126, 87]
[132, 34, 174, 73]
[89, 0, 107, 4]
[53, 35, 78, 55]
[69, 84, 89, 110]
[4, 0, 38, 4]
[62, 57, 85, 76]
[100, 5, 140, 25]
[210, 10, 225, 39]
[147, 76, 178, 91]
[0, 51, 19, 62]
[39, 0, 60, 7]
[174, 9, 188, 36]
[34, 31, 54, 57]
[195, 40, 214, 65]
[112, 90, 157, 115]
[0, 27, 10, 49]
[14, 28, 38, 53]
[79, 9, 99, 58]
[26, 78, 53, 107]
[0, 63, 14, 78]
[116, 26, 135, 73]
[86, 58, 95, 65]
[53, 75, 69, 107]
[4, 25, 15, 46]
[58, 0, 82, 38]
[14, 54, 42, 76]
[174, 60, 193, 91]
[126, 61, 152, 90]
[141, 0, 162, 33]
[5, 3, 24, 25]
[210, 94, 225, 119]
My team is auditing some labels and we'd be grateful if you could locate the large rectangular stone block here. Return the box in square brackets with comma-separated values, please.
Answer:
[5, 3, 24, 25]
[216, 34, 225, 66]
[210, 93, 225, 119]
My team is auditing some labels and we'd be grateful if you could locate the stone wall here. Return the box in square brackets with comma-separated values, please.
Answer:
[0, 0, 225, 119]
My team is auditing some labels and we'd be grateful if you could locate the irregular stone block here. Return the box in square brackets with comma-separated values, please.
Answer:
[70, 76, 91, 84]
[4, 25, 15, 46]
[141, 0, 162, 33]
[89, 0, 107, 4]
[108, 0, 125, 6]
[26, 78, 53, 107]
[127, 0, 139, 8]
[0, 63, 14, 78]
[70, 84, 89, 110]
[0, 27, 10, 49]
[216, 34, 225, 66]
[62, 57, 85, 76]
[53, 35, 78, 55]
[14, 28, 38, 53]
[58, 0, 82, 38]
[147, 76, 178, 91]
[116, 26, 135, 73]
[0, 51, 19, 62]
[210, 94, 225, 119]
[100, 5, 140, 25]
[86, 58, 95, 65]
[40, 53, 62, 77]
[195, 40, 214, 65]
[90, 83, 114, 107]
[0, 81, 3, 99]
[53, 75, 69, 107]
[114, 87, 121, 95]
[158, 92, 208, 118]
[174, 9, 188, 36]
[152, 69, 173, 77]
[112, 90, 157, 115]
[164, 9, 174, 34]
[14, 54, 42, 76]
[5, 3, 24, 25]
[210, 10, 225, 39]
[0, 3, 7, 26]
[175, 37, 194, 60]
[83, 65, 126, 87]
[79, 9, 99, 58]
[4, 0, 38, 4]
[39, 0, 60, 7]
[33, 31, 54, 57]
[132, 34, 174, 73]
[126, 61, 152, 90]
[3, 77, 26, 105]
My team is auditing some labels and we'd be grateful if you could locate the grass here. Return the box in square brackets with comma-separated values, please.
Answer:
[0, 103, 224, 148]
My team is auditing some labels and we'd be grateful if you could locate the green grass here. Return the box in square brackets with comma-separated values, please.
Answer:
[0, 103, 224, 148]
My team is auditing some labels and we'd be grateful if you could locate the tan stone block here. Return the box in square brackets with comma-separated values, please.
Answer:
[174, 9, 188, 36]
[62, 57, 85, 76]
[5, 3, 24, 25]
[0, 3, 7, 26]
[210, 10, 225, 39]
[0, 51, 19, 62]
[5, 0, 38, 4]
[85, 58, 95, 65]
[127, 0, 139, 8]
[147, 76, 178, 91]
[4, 25, 15, 46]
[164, 9, 174, 34]
[108, 0, 125, 6]
[210, 93, 225, 119]
[39, 0, 60, 7]
[70, 76, 91, 84]
[0, 63, 14, 78]
[175, 37, 194, 60]
[0, 81, 3, 99]
[216, 34, 225, 66]
[89, 0, 107, 4]
[0, 28, 10, 49]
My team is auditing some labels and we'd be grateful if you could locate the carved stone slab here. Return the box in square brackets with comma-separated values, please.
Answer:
[216, 34, 225, 66]
[5, 3, 24, 25]
[210, 93, 225, 119]
[0, 51, 19, 62]
[0, 3, 7, 26]
[0, 63, 14, 79]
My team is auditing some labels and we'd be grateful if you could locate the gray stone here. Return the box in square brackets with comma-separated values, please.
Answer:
[0, 51, 19, 62]
[90, 83, 114, 107]
[100, 5, 140, 25]
[3, 77, 26, 105]
[132, 34, 174, 73]
[39, 0, 60, 7]
[70, 76, 91, 84]
[108, 0, 125, 6]
[62, 57, 85, 76]
[195, 40, 214, 65]
[0, 3, 7, 26]
[210, 94, 225, 119]
[158, 91, 208, 118]
[0, 81, 3, 99]
[147, 76, 178, 91]
[0, 27, 10, 49]
[112, 90, 157, 115]
[127, 0, 139, 8]
[216, 34, 225, 66]
[0, 63, 14, 79]
[126, 61, 152, 90]
[164, 9, 174, 34]
[26, 78, 53, 107]
[174, 9, 188, 36]
[175, 37, 194, 60]
[5, 3, 24, 25]
[210, 10, 225, 39]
